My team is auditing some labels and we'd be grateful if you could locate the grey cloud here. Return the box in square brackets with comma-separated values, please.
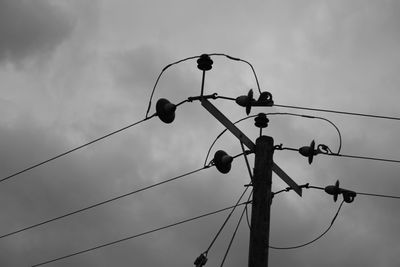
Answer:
[0, 0, 74, 65]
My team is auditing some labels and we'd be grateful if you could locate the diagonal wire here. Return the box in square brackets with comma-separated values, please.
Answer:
[203, 186, 249, 256]
[0, 166, 210, 240]
[240, 141, 253, 181]
[0, 115, 155, 185]
[31, 201, 250, 267]
[220, 190, 252, 267]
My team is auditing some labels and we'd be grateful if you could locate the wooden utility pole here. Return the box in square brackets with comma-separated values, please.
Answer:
[248, 135, 274, 267]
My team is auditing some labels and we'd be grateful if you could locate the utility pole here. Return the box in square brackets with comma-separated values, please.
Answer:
[183, 54, 302, 267]
[248, 135, 273, 267]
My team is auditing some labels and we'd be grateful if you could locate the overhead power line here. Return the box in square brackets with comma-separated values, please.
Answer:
[278, 145, 400, 164]
[327, 153, 400, 164]
[220, 191, 252, 267]
[31, 201, 250, 267]
[269, 200, 345, 250]
[274, 103, 400, 121]
[145, 53, 262, 119]
[1, 166, 209, 240]
[204, 112, 343, 167]
[274, 183, 400, 200]
[0, 116, 154, 185]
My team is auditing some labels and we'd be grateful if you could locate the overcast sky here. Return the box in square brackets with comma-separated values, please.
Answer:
[1, 0, 400, 266]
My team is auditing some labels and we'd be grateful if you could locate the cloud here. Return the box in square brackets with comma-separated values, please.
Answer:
[0, 0, 74, 65]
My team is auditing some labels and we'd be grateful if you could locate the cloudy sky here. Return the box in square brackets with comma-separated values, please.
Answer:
[1, 0, 400, 266]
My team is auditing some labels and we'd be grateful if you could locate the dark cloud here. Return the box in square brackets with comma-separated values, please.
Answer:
[0, 0, 74, 65]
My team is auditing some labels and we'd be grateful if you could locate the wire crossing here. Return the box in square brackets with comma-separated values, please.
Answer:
[0, 116, 154, 185]
[0, 166, 209, 239]
[31, 201, 250, 267]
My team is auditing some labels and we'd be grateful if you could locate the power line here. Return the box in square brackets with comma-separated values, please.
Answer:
[278, 146, 400, 164]
[269, 200, 345, 250]
[31, 201, 250, 267]
[204, 112, 343, 166]
[327, 152, 400, 164]
[274, 103, 400, 121]
[356, 192, 400, 199]
[145, 53, 262, 119]
[1, 166, 209, 240]
[0, 116, 154, 185]
[275, 183, 400, 200]
[203, 187, 249, 257]
[220, 191, 252, 267]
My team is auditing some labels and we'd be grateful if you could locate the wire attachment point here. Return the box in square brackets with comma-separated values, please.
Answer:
[299, 140, 336, 164]
[194, 253, 208, 267]
[236, 90, 274, 115]
[197, 54, 213, 71]
[325, 180, 357, 203]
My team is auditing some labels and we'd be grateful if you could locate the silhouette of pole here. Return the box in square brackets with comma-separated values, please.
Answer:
[248, 135, 274, 267]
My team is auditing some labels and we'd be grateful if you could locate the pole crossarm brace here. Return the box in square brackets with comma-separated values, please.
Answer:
[201, 98, 302, 197]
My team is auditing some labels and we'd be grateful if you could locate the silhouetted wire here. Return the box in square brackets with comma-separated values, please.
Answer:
[31, 201, 250, 267]
[0, 116, 155, 185]
[1, 166, 210, 240]
[145, 53, 262, 119]
[203, 187, 250, 256]
[269, 200, 345, 250]
[356, 192, 400, 199]
[245, 202, 251, 230]
[274, 103, 400, 121]
[145, 56, 199, 118]
[240, 141, 254, 181]
[276, 183, 400, 200]
[280, 145, 400, 164]
[204, 112, 342, 166]
[209, 53, 262, 94]
[327, 153, 400, 163]
[220, 192, 252, 267]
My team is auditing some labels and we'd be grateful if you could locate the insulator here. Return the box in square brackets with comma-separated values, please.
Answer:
[254, 113, 269, 128]
[325, 180, 341, 202]
[213, 150, 233, 174]
[194, 253, 208, 266]
[197, 54, 213, 71]
[299, 140, 318, 164]
[235, 89, 254, 115]
[156, 98, 176, 124]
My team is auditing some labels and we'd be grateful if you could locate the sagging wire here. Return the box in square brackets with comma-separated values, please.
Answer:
[204, 112, 343, 167]
[145, 53, 262, 119]
[269, 200, 345, 250]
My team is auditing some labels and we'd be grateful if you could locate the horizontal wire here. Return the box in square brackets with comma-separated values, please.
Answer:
[31, 201, 250, 267]
[274, 103, 400, 121]
[356, 192, 400, 199]
[0, 166, 210, 240]
[0, 116, 154, 185]
[327, 153, 400, 164]
[274, 183, 400, 200]
[278, 146, 400, 164]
